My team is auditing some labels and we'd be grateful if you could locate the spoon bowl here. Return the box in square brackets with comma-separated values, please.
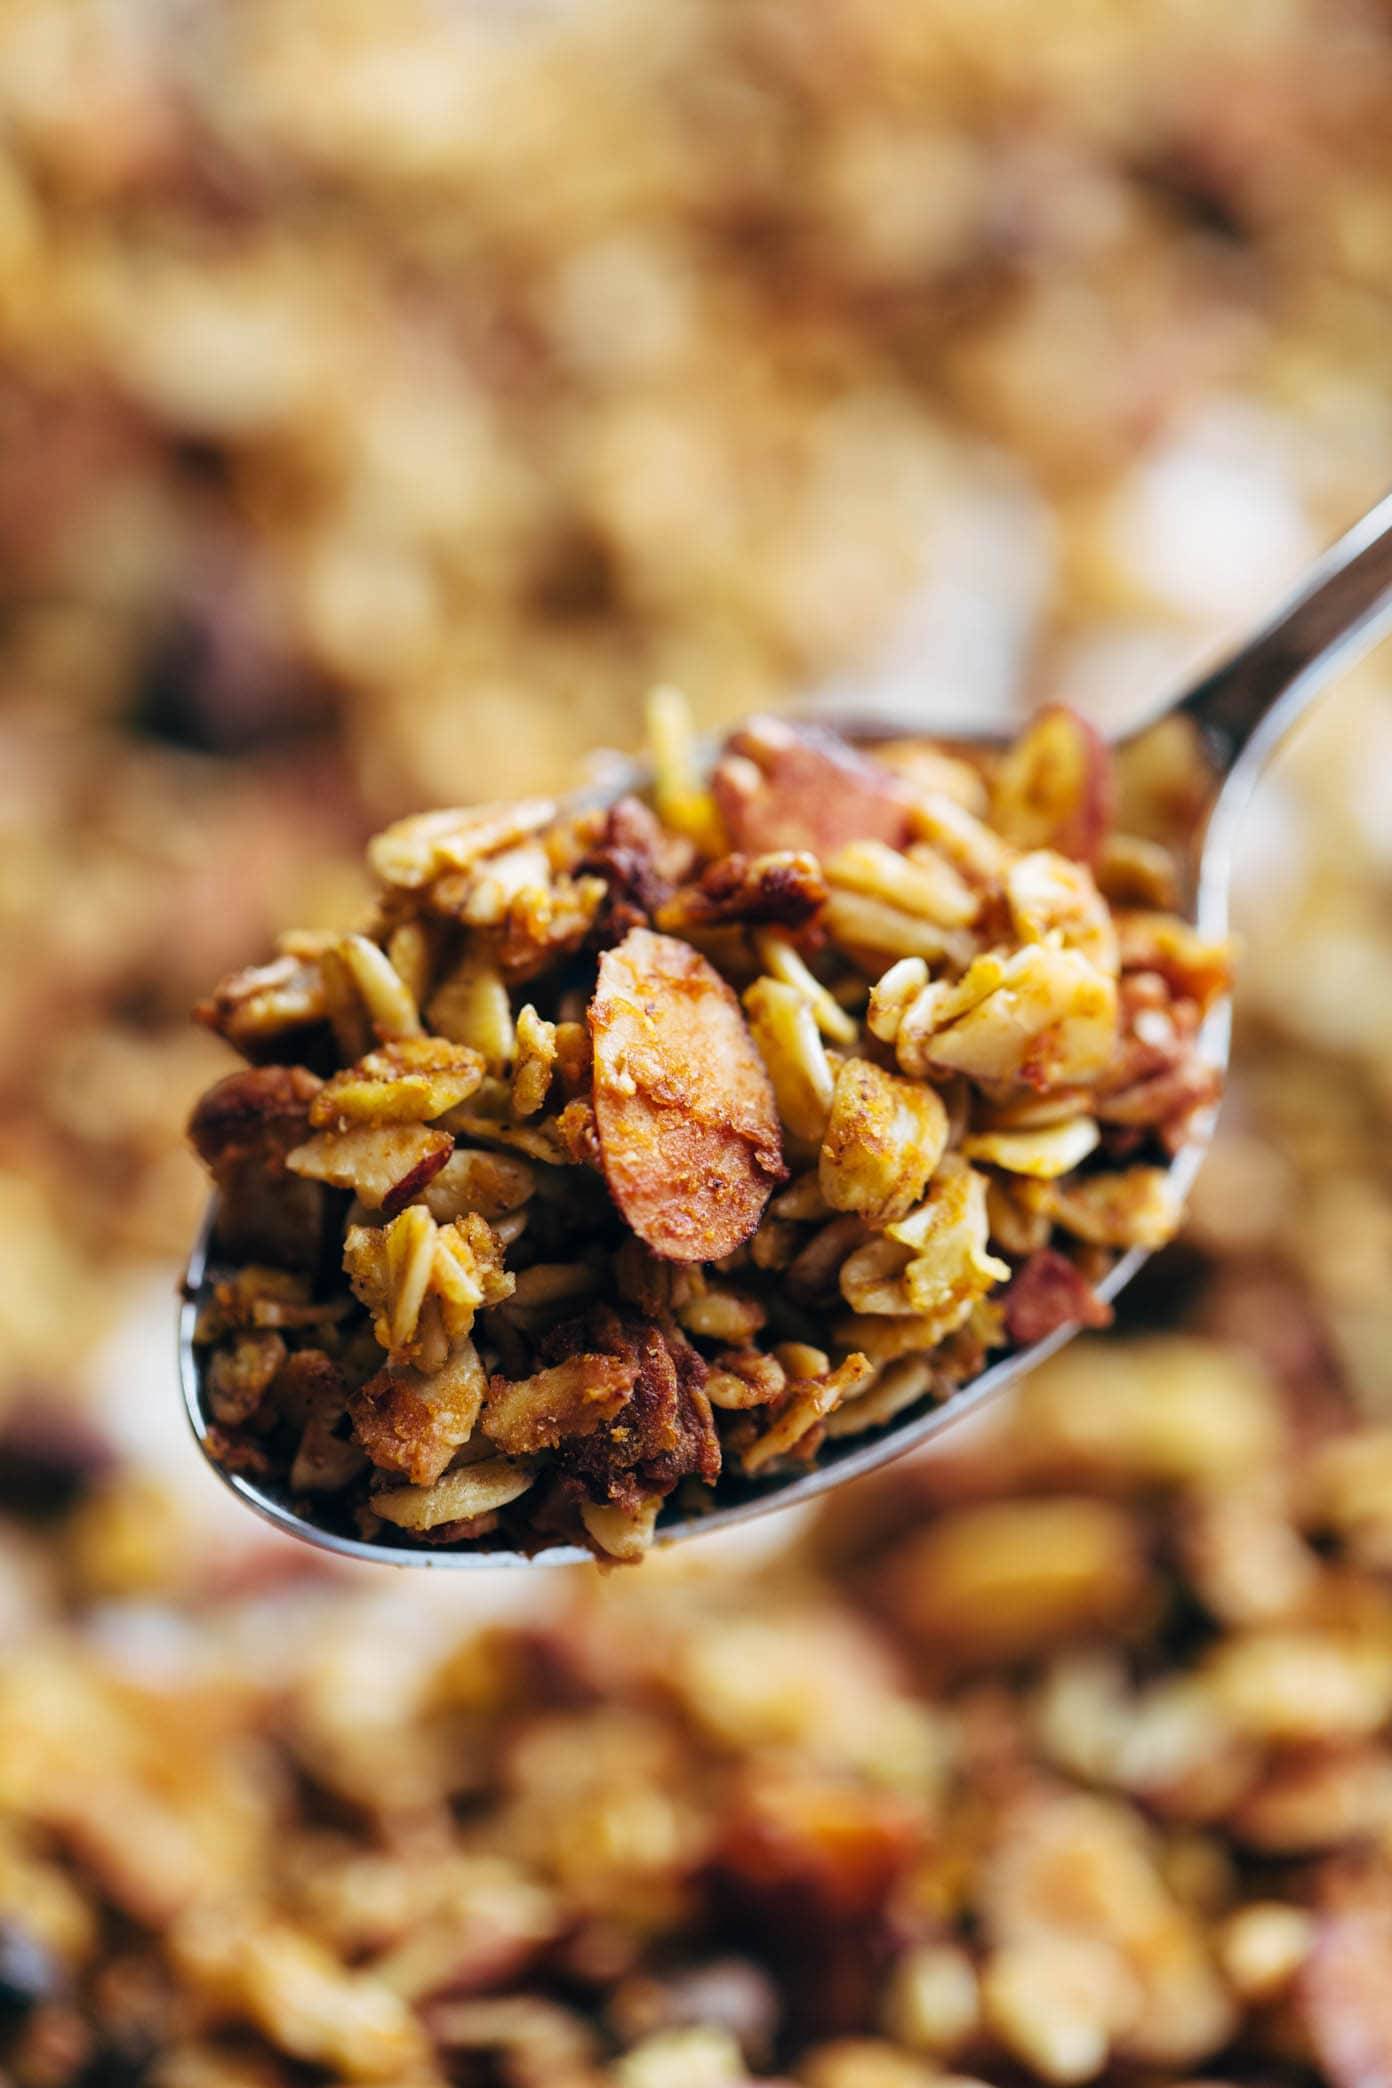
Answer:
[180, 490, 1392, 1565]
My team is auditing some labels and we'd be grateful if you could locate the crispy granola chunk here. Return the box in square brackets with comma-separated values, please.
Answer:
[483, 1353, 640, 1457]
[348, 1340, 488, 1486]
[187, 706, 1218, 1558]
[658, 851, 827, 933]
[819, 1060, 949, 1225]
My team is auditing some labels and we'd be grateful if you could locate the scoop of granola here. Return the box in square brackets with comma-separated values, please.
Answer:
[188, 700, 1225, 1560]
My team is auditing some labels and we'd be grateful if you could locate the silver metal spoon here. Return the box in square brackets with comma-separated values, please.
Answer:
[180, 488, 1392, 1566]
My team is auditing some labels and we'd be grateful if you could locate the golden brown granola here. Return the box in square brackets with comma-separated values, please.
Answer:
[188, 703, 1226, 1559]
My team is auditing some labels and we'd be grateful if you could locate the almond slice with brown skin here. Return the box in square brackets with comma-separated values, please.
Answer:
[590, 928, 785, 1263]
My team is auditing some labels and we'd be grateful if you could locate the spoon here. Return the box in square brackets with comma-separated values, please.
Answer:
[181, 488, 1392, 1566]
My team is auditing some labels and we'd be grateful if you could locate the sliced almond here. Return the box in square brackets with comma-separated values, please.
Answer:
[286, 1122, 452, 1214]
[372, 1458, 535, 1531]
[590, 928, 785, 1262]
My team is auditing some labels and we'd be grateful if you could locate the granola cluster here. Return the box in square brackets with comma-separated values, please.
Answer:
[189, 703, 1227, 1559]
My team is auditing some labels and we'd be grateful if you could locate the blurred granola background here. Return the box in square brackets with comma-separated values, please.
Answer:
[2, 1, 1392, 2082]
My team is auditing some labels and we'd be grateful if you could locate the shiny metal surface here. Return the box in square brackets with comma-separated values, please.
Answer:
[180, 489, 1392, 1566]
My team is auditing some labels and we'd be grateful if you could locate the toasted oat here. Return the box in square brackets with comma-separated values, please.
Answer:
[309, 1038, 484, 1126]
[511, 1005, 558, 1118]
[580, 1492, 664, 1562]
[962, 1116, 1100, 1178]
[367, 799, 558, 891]
[335, 933, 423, 1040]
[371, 1457, 536, 1531]
[195, 954, 328, 1056]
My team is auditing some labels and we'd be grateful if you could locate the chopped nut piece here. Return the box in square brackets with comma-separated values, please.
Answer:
[658, 851, 827, 933]
[1002, 1250, 1112, 1344]
[195, 954, 328, 1057]
[417, 1147, 536, 1223]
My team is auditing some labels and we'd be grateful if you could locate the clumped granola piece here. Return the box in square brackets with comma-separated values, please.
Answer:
[367, 799, 559, 891]
[194, 952, 330, 1059]
[659, 850, 829, 936]
[348, 1343, 488, 1486]
[188, 707, 1220, 1559]
[188, 1064, 327, 1268]
[483, 1353, 640, 1457]
[590, 928, 786, 1263]
[819, 1061, 949, 1225]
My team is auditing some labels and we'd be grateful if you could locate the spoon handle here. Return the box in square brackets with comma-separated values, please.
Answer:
[1176, 486, 1392, 777]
